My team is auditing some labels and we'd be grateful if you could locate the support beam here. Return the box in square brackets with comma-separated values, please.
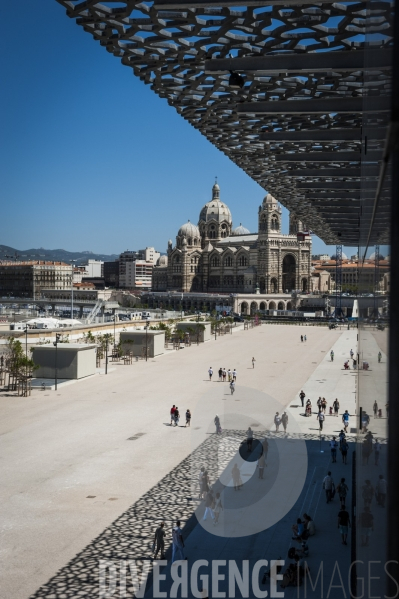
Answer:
[206, 50, 391, 75]
[274, 151, 381, 162]
[237, 97, 389, 115]
[281, 168, 381, 177]
[259, 128, 386, 142]
[155, 0, 338, 7]
[297, 181, 364, 190]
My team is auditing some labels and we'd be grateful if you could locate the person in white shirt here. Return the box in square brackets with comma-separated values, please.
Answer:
[323, 471, 335, 503]
[230, 380, 235, 395]
[317, 410, 325, 431]
[330, 437, 338, 462]
[208, 367, 213, 381]
[232, 369, 237, 381]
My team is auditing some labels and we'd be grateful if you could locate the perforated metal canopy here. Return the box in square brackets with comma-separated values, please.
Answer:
[57, 0, 393, 245]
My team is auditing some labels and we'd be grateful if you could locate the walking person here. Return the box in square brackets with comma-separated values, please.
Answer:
[170, 404, 176, 425]
[258, 451, 266, 479]
[323, 471, 335, 503]
[373, 401, 378, 419]
[305, 399, 312, 417]
[378, 351, 382, 363]
[340, 439, 349, 464]
[304, 335, 307, 342]
[218, 367, 223, 382]
[232, 369, 237, 381]
[360, 506, 374, 547]
[174, 407, 180, 426]
[376, 474, 387, 507]
[172, 520, 186, 563]
[362, 480, 374, 509]
[374, 439, 381, 466]
[252, 357, 256, 369]
[321, 398, 327, 413]
[350, 349, 354, 359]
[333, 398, 340, 416]
[301, 335, 303, 342]
[230, 379, 235, 395]
[299, 390, 306, 407]
[274, 412, 282, 432]
[222, 368, 227, 382]
[232, 463, 241, 491]
[282, 411, 289, 433]
[153, 522, 166, 560]
[246, 426, 254, 451]
[185, 409, 191, 427]
[317, 410, 325, 431]
[337, 478, 349, 506]
[330, 437, 338, 463]
[227, 368, 232, 382]
[213, 492, 223, 525]
[338, 504, 351, 545]
[330, 350, 334, 362]
[198, 467, 205, 499]
[214, 414, 221, 434]
[208, 367, 213, 381]
[342, 410, 350, 433]
[203, 488, 215, 521]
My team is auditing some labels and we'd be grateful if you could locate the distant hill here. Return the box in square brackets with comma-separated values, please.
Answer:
[0, 245, 119, 265]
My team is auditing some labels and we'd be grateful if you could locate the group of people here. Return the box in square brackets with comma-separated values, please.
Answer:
[152, 520, 187, 562]
[274, 411, 289, 432]
[208, 367, 237, 393]
[300, 335, 307, 342]
[198, 467, 223, 525]
[170, 405, 191, 427]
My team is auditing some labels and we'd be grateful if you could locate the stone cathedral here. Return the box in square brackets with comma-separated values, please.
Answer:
[152, 182, 312, 294]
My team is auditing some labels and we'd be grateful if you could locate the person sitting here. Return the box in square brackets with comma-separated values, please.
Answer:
[344, 360, 350, 370]
[281, 549, 305, 588]
[303, 513, 316, 536]
[292, 518, 305, 541]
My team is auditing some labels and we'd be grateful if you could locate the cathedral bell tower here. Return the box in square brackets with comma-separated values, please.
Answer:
[257, 194, 282, 293]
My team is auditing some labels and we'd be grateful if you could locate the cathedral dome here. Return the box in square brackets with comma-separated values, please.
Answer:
[178, 220, 201, 238]
[156, 255, 168, 267]
[232, 223, 250, 235]
[199, 182, 232, 224]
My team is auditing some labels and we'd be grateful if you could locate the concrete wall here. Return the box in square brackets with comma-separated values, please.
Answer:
[32, 344, 97, 379]
[175, 321, 211, 342]
[120, 331, 165, 357]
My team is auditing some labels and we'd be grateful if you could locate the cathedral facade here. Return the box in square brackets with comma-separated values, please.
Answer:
[152, 183, 312, 294]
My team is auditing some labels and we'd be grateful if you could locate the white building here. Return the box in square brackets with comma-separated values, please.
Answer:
[82, 259, 103, 278]
[119, 248, 160, 288]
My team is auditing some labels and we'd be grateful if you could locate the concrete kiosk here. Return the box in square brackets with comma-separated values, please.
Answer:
[175, 321, 211, 343]
[32, 344, 97, 380]
[120, 330, 165, 358]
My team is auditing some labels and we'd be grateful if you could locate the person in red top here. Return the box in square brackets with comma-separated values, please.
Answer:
[170, 405, 176, 425]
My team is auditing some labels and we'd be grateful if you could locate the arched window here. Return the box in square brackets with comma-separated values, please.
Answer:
[238, 255, 247, 267]
[211, 256, 220, 267]
[259, 215, 267, 232]
[270, 278, 278, 293]
[224, 255, 233, 267]
[271, 215, 279, 230]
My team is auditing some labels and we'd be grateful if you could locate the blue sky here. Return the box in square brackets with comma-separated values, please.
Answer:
[0, 0, 356, 257]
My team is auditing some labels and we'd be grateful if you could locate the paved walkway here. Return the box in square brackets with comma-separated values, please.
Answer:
[1, 323, 386, 599]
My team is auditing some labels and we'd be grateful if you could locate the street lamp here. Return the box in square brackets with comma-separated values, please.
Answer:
[145, 322, 149, 362]
[181, 293, 183, 321]
[105, 335, 109, 375]
[70, 260, 77, 321]
[54, 333, 61, 391]
[113, 310, 116, 350]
